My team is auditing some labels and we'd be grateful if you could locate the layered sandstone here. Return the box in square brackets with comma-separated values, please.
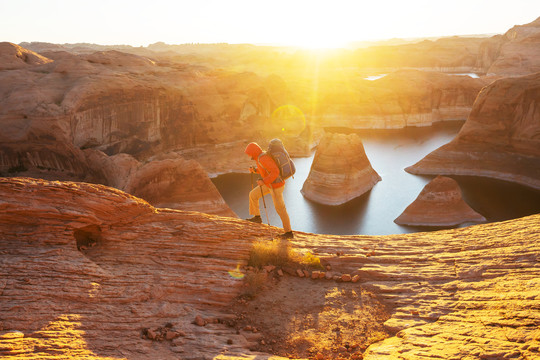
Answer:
[301, 132, 381, 205]
[480, 16, 540, 76]
[395, 176, 486, 226]
[0, 44, 488, 186]
[407, 72, 540, 190]
[0, 45, 304, 176]
[0, 46, 286, 214]
[84, 150, 236, 217]
[1, 178, 539, 359]
[0, 178, 257, 359]
[124, 154, 237, 217]
[317, 70, 490, 129]
[290, 214, 540, 360]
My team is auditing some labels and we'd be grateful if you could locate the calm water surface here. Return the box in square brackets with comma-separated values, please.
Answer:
[212, 122, 540, 235]
[364, 73, 480, 81]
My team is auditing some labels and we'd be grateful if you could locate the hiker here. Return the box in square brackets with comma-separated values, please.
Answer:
[245, 142, 293, 239]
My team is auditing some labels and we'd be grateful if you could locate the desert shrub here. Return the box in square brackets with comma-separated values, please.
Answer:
[248, 239, 292, 268]
[248, 240, 324, 270]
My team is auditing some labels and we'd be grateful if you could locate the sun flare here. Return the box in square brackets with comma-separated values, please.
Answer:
[275, 21, 354, 50]
[293, 36, 350, 50]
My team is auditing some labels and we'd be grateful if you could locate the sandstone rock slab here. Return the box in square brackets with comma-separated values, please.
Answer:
[0, 177, 262, 359]
[0, 178, 538, 359]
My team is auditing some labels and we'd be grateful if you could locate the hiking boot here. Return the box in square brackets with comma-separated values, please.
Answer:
[246, 215, 262, 223]
[277, 231, 294, 239]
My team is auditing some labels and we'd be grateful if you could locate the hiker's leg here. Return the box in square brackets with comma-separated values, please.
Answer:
[270, 186, 291, 232]
[249, 185, 270, 215]
[248, 187, 261, 216]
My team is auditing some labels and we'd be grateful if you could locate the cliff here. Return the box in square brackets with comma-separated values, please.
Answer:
[394, 176, 486, 226]
[0, 43, 490, 215]
[0, 47, 287, 215]
[317, 70, 490, 129]
[0, 45, 314, 174]
[351, 17, 540, 77]
[480, 16, 540, 76]
[0, 178, 538, 359]
[301, 132, 381, 205]
[353, 36, 488, 73]
[407, 72, 540, 190]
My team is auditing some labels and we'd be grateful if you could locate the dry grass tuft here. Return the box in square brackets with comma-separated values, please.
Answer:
[248, 239, 291, 268]
[248, 239, 324, 270]
[299, 251, 323, 269]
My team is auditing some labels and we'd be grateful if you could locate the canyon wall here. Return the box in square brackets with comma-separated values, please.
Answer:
[407, 72, 540, 190]
[352, 36, 488, 73]
[316, 70, 489, 129]
[0, 43, 311, 167]
[0, 42, 489, 212]
[0, 44, 292, 215]
[301, 132, 381, 205]
[2, 15, 539, 212]
[351, 16, 540, 76]
[480, 17, 540, 76]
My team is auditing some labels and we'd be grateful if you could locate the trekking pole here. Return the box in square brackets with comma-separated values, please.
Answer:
[260, 185, 270, 225]
[250, 171, 254, 190]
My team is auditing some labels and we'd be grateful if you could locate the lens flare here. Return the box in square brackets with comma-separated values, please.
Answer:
[228, 264, 245, 279]
[271, 105, 306, 135]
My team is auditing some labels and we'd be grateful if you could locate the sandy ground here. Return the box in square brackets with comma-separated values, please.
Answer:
[231, 273, 392, 359]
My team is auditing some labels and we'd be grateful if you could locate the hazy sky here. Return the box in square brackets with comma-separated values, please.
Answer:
[1, 0, 539, 48]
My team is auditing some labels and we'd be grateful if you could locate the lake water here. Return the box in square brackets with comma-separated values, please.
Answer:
[364, 75, 387, 80]
[212, 122, 540, 235]
[364, 73, 480, 80]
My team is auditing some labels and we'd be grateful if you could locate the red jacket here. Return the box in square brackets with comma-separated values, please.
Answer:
[245, 142, 285, 189]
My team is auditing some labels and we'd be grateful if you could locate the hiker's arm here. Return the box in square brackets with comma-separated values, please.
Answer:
[260, 156, 280, 184]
